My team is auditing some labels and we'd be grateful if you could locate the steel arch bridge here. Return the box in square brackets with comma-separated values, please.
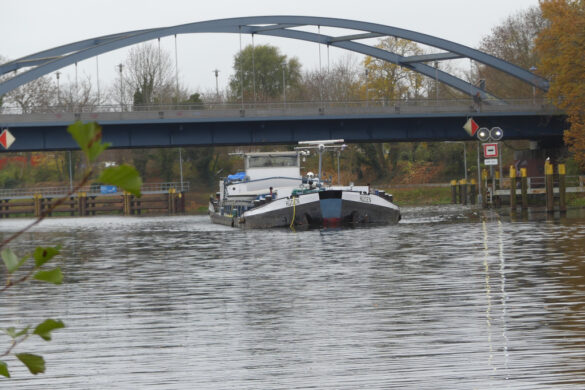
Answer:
[0, 16, 548, 100]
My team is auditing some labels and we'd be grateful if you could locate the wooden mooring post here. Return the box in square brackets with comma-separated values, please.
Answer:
[559, 163, 567, 213]
[168, 188, 177, 215]
[509, 166, 517, 210]
[481, 169, 488, 209]
[520, 168, 528, 210]
[545, 160, 554, 213]
[451, 180, 458, 204]
[459, 179, 467, 205]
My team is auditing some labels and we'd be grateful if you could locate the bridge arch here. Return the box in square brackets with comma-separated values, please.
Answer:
[0, 16, 549, 101]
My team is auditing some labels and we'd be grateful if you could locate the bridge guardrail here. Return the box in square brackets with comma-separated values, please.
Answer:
[0, 98, 561, 123]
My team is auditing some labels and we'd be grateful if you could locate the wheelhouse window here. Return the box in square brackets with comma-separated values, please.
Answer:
[247, 155, 298, 168]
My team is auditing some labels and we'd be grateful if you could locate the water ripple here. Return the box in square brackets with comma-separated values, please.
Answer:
[1, 207, 585, 388]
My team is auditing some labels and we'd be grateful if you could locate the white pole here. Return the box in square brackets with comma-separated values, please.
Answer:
[251, 34, 256, 103]
[477, 141, 481, 202]
[175, 34, 180, 103]
[463, 142, 468, 181]
[282, 62, 286, 107]
[96, 56, 100, 105]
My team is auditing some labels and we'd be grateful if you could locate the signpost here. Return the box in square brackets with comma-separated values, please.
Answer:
[0, 128, 15, 149]
[465, 118, 505, 206]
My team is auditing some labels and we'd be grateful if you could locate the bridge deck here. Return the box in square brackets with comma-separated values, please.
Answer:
[0, 99, 566, 151]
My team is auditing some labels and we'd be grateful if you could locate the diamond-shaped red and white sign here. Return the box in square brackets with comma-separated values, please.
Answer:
[0, 129, 15, 149]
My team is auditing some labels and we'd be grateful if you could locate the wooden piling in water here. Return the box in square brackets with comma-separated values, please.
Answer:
[168, 188, 177, 215]
[510, 166, 517, 210]
[520, 168, 528, 210]
[559, 163, 566, 213]
[78, 192, 87, 216]
[122, 192, 131, 216]
[460, 179, 467, 205]
[470, 179, 477, 205]
[545, 160, 554, 213]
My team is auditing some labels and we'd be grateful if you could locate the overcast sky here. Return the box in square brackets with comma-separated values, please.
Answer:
[2, 0, 539, 95]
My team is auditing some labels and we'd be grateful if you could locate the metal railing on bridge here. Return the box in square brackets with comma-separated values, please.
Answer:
[0, 98, 561, 123]
[0, 182, 190, 200]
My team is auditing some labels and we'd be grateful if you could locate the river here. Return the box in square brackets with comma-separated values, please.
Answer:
[1, 205, 585, 389]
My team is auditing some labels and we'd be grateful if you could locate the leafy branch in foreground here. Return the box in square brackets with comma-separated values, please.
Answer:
[0, 121, 142, 378]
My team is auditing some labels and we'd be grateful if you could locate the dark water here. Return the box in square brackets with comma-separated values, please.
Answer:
[2, 206, 585, 389]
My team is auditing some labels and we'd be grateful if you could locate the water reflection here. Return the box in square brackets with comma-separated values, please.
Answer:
[1, 207, 585, 388]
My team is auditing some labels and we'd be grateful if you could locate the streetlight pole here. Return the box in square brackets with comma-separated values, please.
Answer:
[365, 69, 369, 107]
[434, 61, 439, 102]
[55, 71, 60, 106]
[213, 69, 220, 102]
[118, 64, 124, 111]
[282, 62, 286, 107]
[529, 66, 537, 105]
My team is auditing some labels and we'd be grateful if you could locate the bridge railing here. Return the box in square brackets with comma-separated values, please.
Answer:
[0, 182, 190, 200]
[0, 98, 560, 122]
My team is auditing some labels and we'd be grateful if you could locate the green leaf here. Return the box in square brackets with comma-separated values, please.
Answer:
[0, 360, 9, 378]
[99, 164, 142, 197]
[33, 268, 63, 285]
[15, 353, 45, 375]
[1, 248, 27, 273]
[67, 121, 110, 162]
[33, 319, 65, 341]
[3, 327, 16, 338]
[3, 326, 31, 339]
[33, 246, 60, 268]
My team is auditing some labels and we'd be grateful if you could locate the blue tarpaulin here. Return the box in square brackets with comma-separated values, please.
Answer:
[227, 172, 246, 181]
[100, 185, 117, 194]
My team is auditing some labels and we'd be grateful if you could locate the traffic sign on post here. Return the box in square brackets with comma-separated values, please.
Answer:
[0, 129, 15, 149]
[483, 143, 498, 158]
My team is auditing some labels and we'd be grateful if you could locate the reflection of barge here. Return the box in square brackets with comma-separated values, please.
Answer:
[209, 145, 400, 229]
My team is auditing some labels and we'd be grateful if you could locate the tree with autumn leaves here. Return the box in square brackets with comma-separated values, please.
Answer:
[537, 0, 585, 170]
